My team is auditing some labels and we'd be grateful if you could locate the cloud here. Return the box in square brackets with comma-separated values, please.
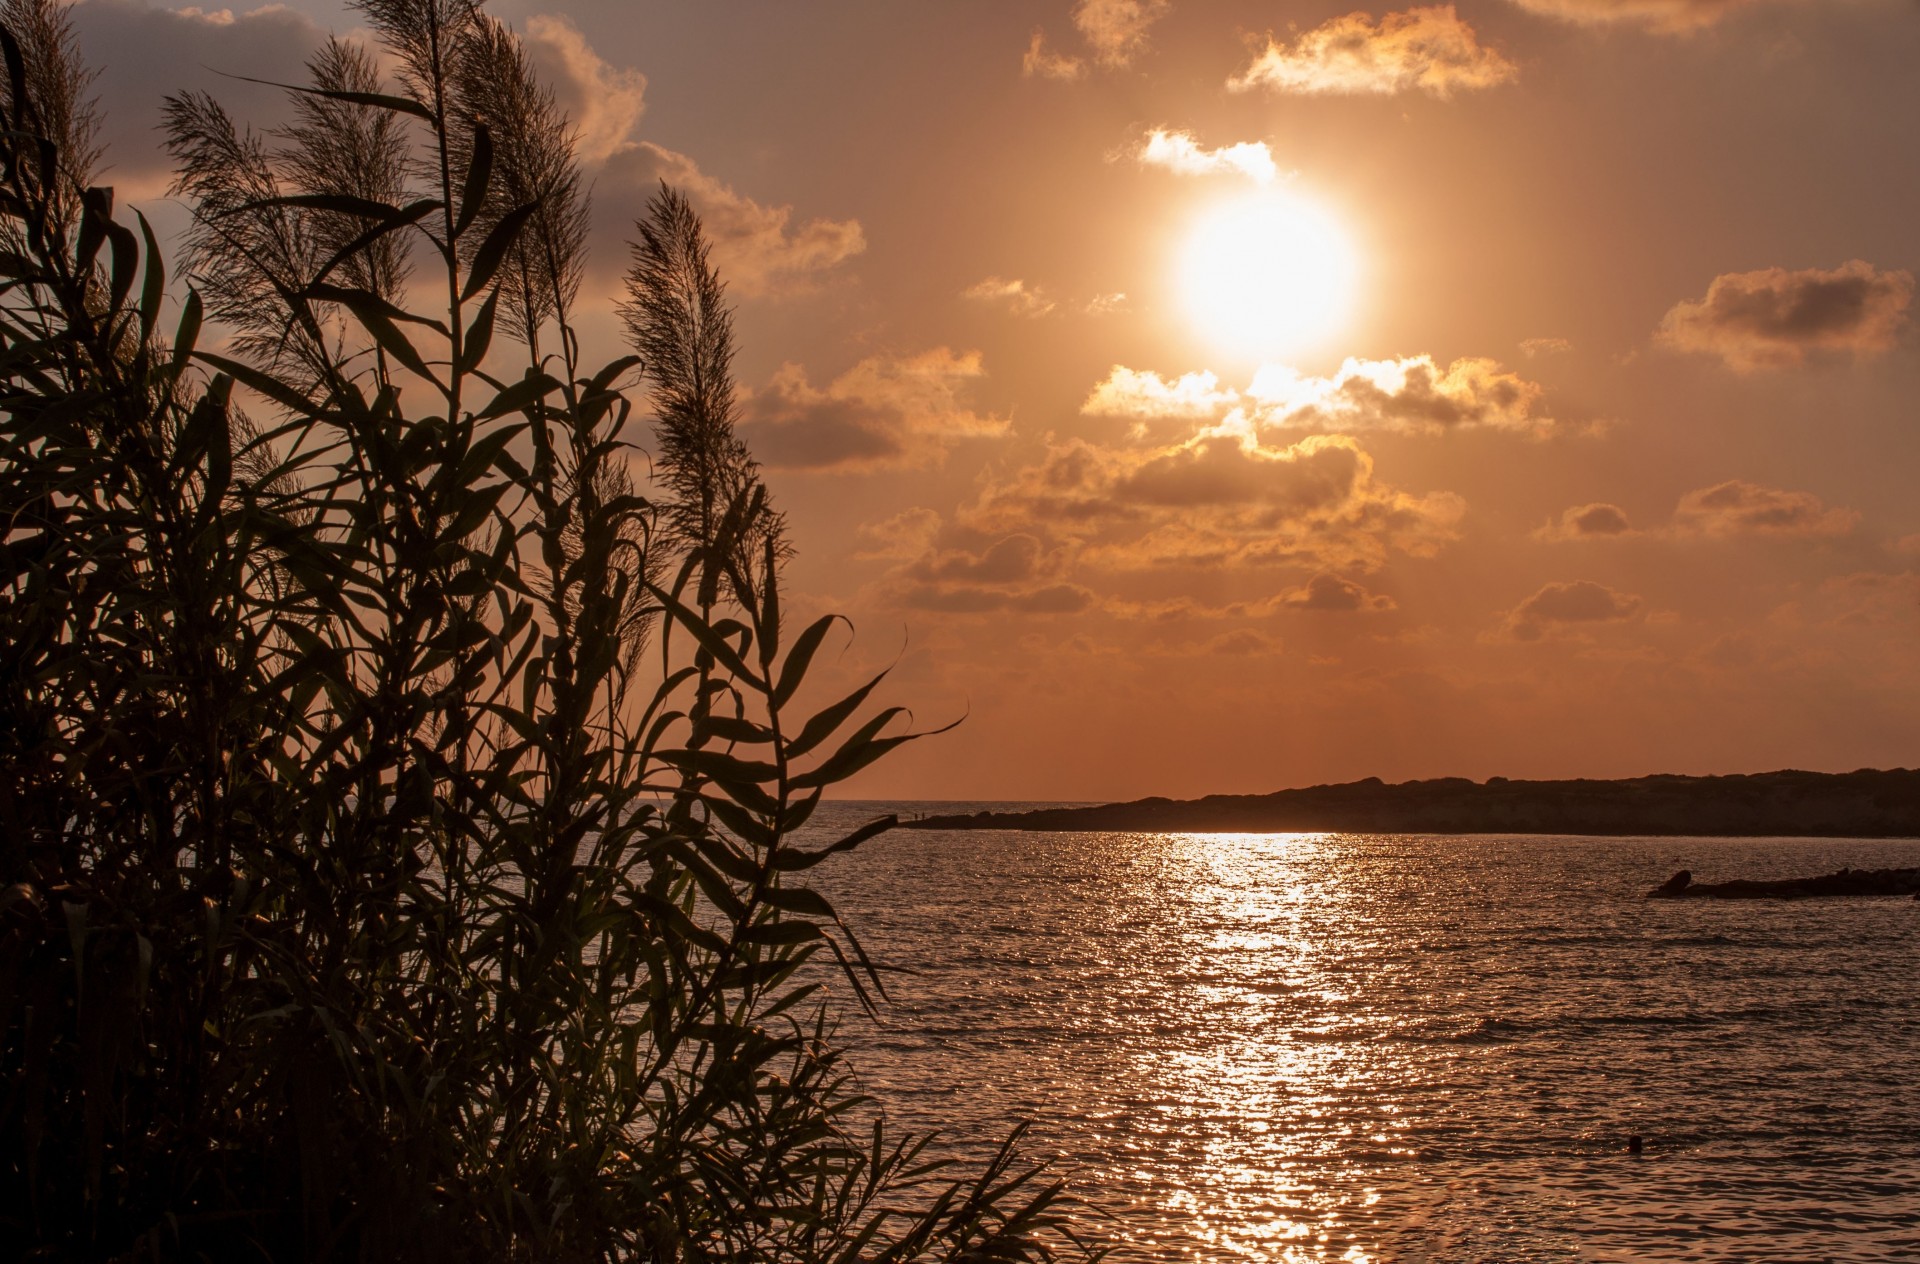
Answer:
[1673, 480, 1858, 538]
[898, 582, 1098, 615]
[1812, 571, 1920, 630]
[861, 513, 1095, 616]
[1202, 628, 1283, 656]
[1521, 336, 1573, 357]
[1083, 366, 1239, 420]
[71, 0, 327, 191]
[1502, 580, 1643, 641]
[1073, 0, 1171, 68]
[596, 142, 864, 297]
[880, 534, 1094, 615]
[738, 348, 1007, 471]
[1504, 0, 1762, 31]
[1022, 27, 1085, 79]
[856, 507, 942, 560]
[1084, 356, 1562, 436]
[1536, 502, 1634, 541]
[1280, 573, 1397, 612]
[1656, 261, 1913, 370]
[1229, 6, 1518, 99]
[869, 425, 1460, 618]
[967, 428, 1465, 574]
[522, 14, 646, 164]
[1136, 129, 1279, 184]
[901, 534, 1068, 586]
[1252, 356, 1559, 435]
[964, 276, 1057, 318]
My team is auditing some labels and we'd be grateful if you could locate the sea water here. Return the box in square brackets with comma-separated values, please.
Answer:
[803, 804, 1920, 1262]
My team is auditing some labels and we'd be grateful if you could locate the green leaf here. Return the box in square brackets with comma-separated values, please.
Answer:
[231, 192, 405, 220]
[774, 615, 843, 711]
[221, 74, 436, 121]
[475, 370, 561, 421]
[760, 884, 834, 917]
[740, 921, 824, 947]
[455, 123, 492, 240]
[460, 201, 538, 302]
[136, 211, 165, 339]
[193, 350, 318, 415]
[787, 668, 888, 761]
[304, 283, 449, 337]
[458, 290, 497, 376]
[171, 290, 203, 374]
[658, 748, 781, 786]
[648, 581, 767, 691]
[309, 199, 441, 290]
[75, 185, 111, 275]
[105, 220, 138, 316]
[774, 814, 897, 872]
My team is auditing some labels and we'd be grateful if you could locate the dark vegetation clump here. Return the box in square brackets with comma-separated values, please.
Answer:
[0, 0, 1097, 1257]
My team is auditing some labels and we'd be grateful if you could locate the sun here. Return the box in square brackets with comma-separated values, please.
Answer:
[1178, 189, 1360, 361]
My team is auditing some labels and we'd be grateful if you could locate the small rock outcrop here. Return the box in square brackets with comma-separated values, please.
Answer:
[1645, 866, 1920, 900]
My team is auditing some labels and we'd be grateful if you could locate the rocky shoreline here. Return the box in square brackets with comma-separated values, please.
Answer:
[901, 768, 1920, 837]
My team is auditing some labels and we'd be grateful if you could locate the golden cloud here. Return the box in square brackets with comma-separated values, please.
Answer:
[1230, 6, 1518, 99]
[739, 349, 1008, 471]
[597, 142, 864, 297]
[1136, 129, 1280, 184]
[966, 429, 1465, 573]
[1086, 356, 1560, 436]
[1082, 366, 1239, 420]
[1073, 0, 1171, 68]
[1021, 27, 1085, 79]
[1656, 261, 1913, 370]
[522, 14, 646, 163]
[1250, 355, 1557, 435]
[964, 276, 1057, 318]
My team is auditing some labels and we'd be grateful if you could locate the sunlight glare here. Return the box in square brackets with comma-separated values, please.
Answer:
[1179, 189, 1359, 361]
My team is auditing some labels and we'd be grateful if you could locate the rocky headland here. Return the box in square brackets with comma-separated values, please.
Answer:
[900, 768, 1920, 837]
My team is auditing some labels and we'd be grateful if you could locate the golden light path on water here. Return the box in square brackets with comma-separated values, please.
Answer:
[806, 810, 1920, 1262]
[1107, 832, 1391, 1262]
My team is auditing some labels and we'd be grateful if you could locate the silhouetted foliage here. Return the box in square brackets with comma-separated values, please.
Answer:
[0, 4, 1098, 1260]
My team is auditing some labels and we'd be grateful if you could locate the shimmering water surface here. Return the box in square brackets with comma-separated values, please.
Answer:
[803, 804, 1920, 1262]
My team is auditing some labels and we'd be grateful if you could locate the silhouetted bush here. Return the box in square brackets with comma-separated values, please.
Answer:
[0, 1, 1094, 1258]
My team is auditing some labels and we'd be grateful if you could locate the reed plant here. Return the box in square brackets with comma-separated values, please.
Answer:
[0, 0, 1097, 1258]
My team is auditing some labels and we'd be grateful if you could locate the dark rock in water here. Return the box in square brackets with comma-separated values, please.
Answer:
[1652, 870, 1693, 897]
[899, 768, 1920, 837]
[1645, 866, 1920, 900]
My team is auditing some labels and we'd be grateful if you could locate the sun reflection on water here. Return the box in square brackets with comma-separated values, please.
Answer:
[1099, 831, 1406, 1260]
[812, 818, 1920, 1263]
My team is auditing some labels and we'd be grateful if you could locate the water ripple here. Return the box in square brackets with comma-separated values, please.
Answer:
[806, 816, 1920, 1262]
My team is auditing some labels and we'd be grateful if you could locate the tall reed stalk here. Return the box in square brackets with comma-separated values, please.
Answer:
[0, 2, 1099, 1259]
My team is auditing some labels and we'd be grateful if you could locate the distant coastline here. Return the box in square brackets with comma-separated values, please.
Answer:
[899, 769, 1920, 837]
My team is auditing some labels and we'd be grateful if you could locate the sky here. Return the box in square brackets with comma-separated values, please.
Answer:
[71, 0, 1920, 800]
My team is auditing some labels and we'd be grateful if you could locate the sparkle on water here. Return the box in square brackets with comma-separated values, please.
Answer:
[805, 807, 1920, 1262]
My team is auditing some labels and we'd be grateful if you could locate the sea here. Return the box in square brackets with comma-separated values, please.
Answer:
[798, 802, 1920, 1263]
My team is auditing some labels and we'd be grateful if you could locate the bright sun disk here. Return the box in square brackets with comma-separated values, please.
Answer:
[1179, 189, 1359, 361]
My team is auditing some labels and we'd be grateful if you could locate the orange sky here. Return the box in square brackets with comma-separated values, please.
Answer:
[77, 0, 1920, 799]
